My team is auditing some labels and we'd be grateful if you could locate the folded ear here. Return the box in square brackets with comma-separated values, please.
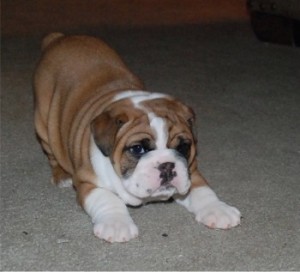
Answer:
[185, 106, 195, 128]
[91, 111, 128, 156]
[182, 105, 198, 145]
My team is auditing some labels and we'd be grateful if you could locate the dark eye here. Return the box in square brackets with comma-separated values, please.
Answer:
[129, 145, 148, 157]
[176, 141, 191, 159]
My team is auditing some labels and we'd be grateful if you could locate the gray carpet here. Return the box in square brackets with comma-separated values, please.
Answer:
[1, 23, 300, 270]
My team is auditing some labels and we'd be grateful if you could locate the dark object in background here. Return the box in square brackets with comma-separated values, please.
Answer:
[248, 0, 300, 46]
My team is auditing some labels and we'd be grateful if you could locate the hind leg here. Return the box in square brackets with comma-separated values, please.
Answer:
[38, 134, 73, 188]
[35, 111, 73, 188]
[49, 156, 73, 188]
[44, 146, 73, 188]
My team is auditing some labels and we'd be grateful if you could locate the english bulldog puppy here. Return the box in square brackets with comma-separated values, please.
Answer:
[34, 33, 241, 243]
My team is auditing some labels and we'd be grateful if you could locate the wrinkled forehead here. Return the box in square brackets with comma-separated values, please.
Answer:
[112, 90, 191, 149]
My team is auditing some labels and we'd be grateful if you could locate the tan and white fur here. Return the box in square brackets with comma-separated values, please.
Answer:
[34, 33, 241, 243]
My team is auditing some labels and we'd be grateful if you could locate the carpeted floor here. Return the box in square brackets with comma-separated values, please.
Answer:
[1, 23, 300, 270]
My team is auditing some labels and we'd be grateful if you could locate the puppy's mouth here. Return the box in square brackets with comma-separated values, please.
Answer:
[122, 149, 191, 201]
[143, 185, 177, 202]
[152, 184, 176, 194]
[142, 182, 190, 204]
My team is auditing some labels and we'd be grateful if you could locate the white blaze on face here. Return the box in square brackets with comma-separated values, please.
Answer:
[148, 112, 168, 150]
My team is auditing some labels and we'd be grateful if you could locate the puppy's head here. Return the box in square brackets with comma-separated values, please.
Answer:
[91, 95, 196, 201]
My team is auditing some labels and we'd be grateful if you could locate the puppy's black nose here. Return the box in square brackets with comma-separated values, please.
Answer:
[158, 162, 177, 185]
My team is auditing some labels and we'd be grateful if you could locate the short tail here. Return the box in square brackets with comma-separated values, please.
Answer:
[41, 32, 65, 51]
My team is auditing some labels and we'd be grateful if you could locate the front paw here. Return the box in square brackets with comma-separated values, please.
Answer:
[195, 201, 241, 229]
[93, 215, 139, 243]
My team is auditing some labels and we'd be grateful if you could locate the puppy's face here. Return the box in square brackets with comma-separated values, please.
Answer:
[92, 97, 196, 201]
